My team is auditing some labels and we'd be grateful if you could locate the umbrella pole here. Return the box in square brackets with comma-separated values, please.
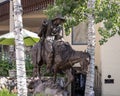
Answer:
[9, 0, 15, 65]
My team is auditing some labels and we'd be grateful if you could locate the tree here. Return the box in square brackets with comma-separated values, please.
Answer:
[13, 0, 27, 96]
[45, 0, 120, 96]
[94, 0, 120, 45]
[85, 0, 96, 96]
[45, 0, 120, 44]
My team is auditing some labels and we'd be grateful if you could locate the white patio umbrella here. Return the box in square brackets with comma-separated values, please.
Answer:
[0, 29, 40, 46]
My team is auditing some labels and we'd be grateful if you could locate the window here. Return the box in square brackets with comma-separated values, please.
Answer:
[72, 22, 88, 45]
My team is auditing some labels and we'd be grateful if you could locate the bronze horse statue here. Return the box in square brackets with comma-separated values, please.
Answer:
[52, 40, 90, 88]
[31, 17, 90, 88]
[31, 39, 90, 88]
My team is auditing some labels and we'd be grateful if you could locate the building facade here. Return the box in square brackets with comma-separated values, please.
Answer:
[101, 34, 120, 96]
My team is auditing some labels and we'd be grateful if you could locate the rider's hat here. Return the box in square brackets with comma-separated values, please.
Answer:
[52, 14, 66, 23]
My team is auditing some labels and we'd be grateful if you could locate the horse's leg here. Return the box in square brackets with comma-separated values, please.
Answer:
[46, 56, 54, 74]
[46, 63, 51, 73]
[32, 64, 38, 80]
[53, 66, 57, 83]
[33, 64, 37, 79]
[31, 43, 40, 80]
[32, 63, 40, 79]
[64, 69, 74, 88]
[53, 63, 59, 83]
[44, 40, 53, 73]
[38, 64, 41, 80]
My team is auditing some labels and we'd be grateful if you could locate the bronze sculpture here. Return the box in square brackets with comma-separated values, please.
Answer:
[51, 41, 90, 88]
[31, 16, 90, 88]
[31, 16, 65, 78]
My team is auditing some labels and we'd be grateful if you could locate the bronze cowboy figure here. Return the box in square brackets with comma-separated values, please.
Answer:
[31, 15, 90, 88]
[31, 15, 66, 78]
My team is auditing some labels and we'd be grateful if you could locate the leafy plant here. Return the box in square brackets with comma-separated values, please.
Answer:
[44, 0, 88, 35]
[25, 53, 33, 77]
[0, 51, 33, 77]
[0, 59, 10, 76]
[0, 89, 17, 96]
[0, 52, 16, 76]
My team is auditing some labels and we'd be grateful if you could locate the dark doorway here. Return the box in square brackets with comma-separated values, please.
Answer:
[71, 69, 86, 96]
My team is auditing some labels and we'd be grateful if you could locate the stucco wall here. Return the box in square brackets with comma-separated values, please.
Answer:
[101, 34, 120, 96]
[63, 24, 101, 69]
[63, 32, 87, 51]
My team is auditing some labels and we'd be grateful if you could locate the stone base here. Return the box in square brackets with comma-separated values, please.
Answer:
[28, 77, 69, 96]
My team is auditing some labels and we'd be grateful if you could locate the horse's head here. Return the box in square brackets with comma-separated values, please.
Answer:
[78, 51, 91, 74]
[82, 51, 91, 62]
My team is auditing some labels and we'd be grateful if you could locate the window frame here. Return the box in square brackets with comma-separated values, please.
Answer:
[72, 22, 88, 45]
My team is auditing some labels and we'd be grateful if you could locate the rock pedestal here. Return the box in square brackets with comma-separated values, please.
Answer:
[28, 77, 69, 96]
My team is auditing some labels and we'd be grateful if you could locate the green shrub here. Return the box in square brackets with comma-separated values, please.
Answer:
[25, 54, 33, 77]
[0, 89, 17, 96]
[0, 52, 33, 77]
[0, 60, 9, 76]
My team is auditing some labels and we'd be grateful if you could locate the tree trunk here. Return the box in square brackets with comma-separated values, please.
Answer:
[9, 0, 15, 68]
[13, 0, 27, 96]
[85, 0, 96, 96]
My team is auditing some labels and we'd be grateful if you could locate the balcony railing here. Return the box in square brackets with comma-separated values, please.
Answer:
[0, 0, 9, 21]
[0, 0, 54, 21]
[22, 0, 54, 13]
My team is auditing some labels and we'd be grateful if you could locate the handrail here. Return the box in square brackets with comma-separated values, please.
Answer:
[0, 0, 54, 21]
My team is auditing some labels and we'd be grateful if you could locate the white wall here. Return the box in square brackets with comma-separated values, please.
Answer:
[101, 34, 120, 96]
